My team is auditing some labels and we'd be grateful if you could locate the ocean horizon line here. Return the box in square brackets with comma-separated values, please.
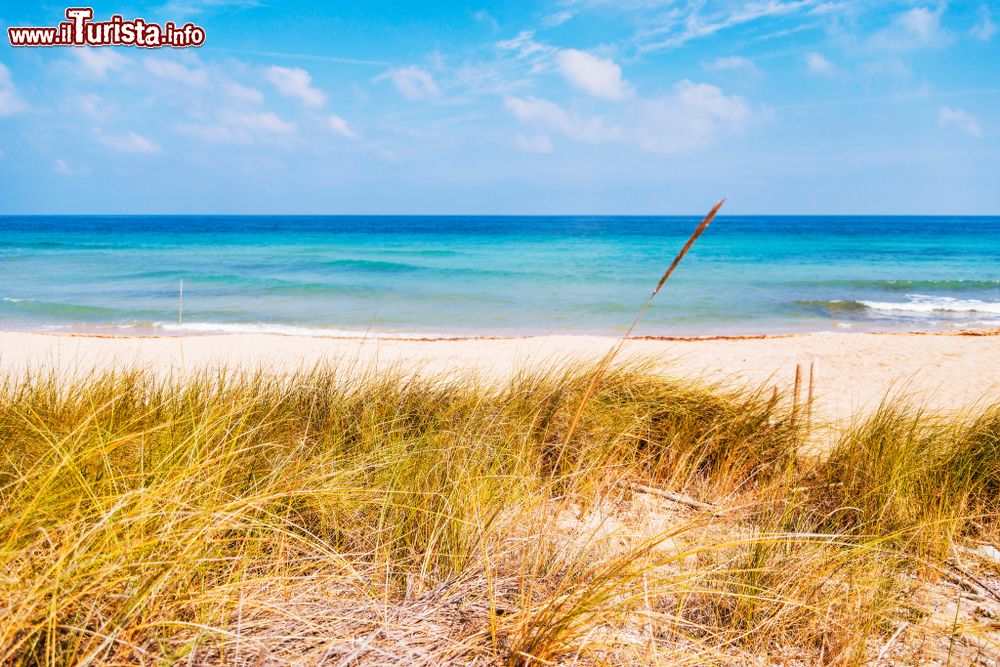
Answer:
[3, 213, 999, 219]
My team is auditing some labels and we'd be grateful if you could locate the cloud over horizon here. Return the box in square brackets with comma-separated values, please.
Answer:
[266, 65, 326, 108]
[555, 49, 633, 100]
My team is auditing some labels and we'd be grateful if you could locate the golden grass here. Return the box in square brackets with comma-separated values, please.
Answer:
[1, 365, 998, 665]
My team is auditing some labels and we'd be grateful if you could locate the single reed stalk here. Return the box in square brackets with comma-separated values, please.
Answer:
[558, 198, 726, 457]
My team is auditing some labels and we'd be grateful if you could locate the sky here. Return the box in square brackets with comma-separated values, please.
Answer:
[0, 0, 997, 215]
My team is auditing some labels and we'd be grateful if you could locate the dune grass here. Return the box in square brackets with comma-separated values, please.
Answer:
[796, 401, 1000, 562]
[0, 364, 997, 665]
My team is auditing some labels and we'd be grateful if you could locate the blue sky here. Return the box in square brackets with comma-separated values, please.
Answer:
[0, 0, 997, 214]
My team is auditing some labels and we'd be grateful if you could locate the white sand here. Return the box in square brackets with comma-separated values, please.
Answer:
[1, 330, 998, 422]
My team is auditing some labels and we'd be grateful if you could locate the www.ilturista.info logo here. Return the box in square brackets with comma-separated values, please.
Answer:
[8, 8, 205, 48]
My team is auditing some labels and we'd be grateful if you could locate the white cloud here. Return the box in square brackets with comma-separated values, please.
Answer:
[380, 66, 440, 101]
[860, 58, 911, 79]
[939, 106, 983, 138]
[54, 159, 71, 175]
[515, 133, 554, 154]
[506, 77, 755, 154]
[142, 60, 264, 116]
[705, 55, 759, 74]
[473, 10, 499, 30]
[541, 10, 574, 27]
[805, 52, 839, 77]
[175, 110, 295, 144]
[504, 96, 622, 142]
[871, 6, 951, 50]
[497, 31, 551, 61]
[0, 63, 29, 117]
[327, 114, 358, 139]
[637, 0, 822, 51]
[972, 5, 996, 41]
[96, 130, 162, 154]
[266, 66, 326, 108]
[496, 31, 558, 80]
[227, 111, 295, 133]
[900, 7, 940, 41]
[634, 80, 755, 154]
[74, 49, 129, 77]
[810, 2, 848, 16]
[144, 59, 209, 87]
[555, 49, 633, 101]
[224, 81, 264, 105]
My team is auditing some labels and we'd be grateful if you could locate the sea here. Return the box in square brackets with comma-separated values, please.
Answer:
[1, 215, 998, 338]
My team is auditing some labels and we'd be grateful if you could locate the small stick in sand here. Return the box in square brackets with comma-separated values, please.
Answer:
[807, 359, 816, 429]
[764, 386, 780, 427]
[792, 363, 802, 424]
[767, 385, 779, 411]
[627, 482, 722, 514]
[874, 621, 910, 665]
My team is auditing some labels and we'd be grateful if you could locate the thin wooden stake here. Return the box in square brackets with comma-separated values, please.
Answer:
[792, 363, 802, 425]
[807, 359, 816, 429]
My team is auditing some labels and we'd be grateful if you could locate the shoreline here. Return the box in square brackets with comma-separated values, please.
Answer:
[2, 328, 999, 423]
[15, 325, 1000, 342]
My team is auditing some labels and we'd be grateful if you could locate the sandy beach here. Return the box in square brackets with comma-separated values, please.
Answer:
[4, 329, 999, 422]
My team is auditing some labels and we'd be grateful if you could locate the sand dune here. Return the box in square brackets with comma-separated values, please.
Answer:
[2, 329, 998, 422]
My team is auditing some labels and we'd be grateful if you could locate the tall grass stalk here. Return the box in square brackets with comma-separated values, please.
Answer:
[559, 198, 725, 464]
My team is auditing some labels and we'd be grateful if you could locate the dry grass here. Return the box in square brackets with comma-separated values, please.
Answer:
[0, 364, 998, 665]
[799, 401, 1000, 561]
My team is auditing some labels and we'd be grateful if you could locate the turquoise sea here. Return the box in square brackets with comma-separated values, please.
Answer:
[1, 216, 998, 337]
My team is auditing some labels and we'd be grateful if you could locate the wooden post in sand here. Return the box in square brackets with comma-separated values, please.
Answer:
[792, 363, 802, 426]
[807, 360, 816, 430]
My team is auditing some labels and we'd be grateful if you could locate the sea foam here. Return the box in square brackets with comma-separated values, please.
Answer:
[859, 295, 1000, 315]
